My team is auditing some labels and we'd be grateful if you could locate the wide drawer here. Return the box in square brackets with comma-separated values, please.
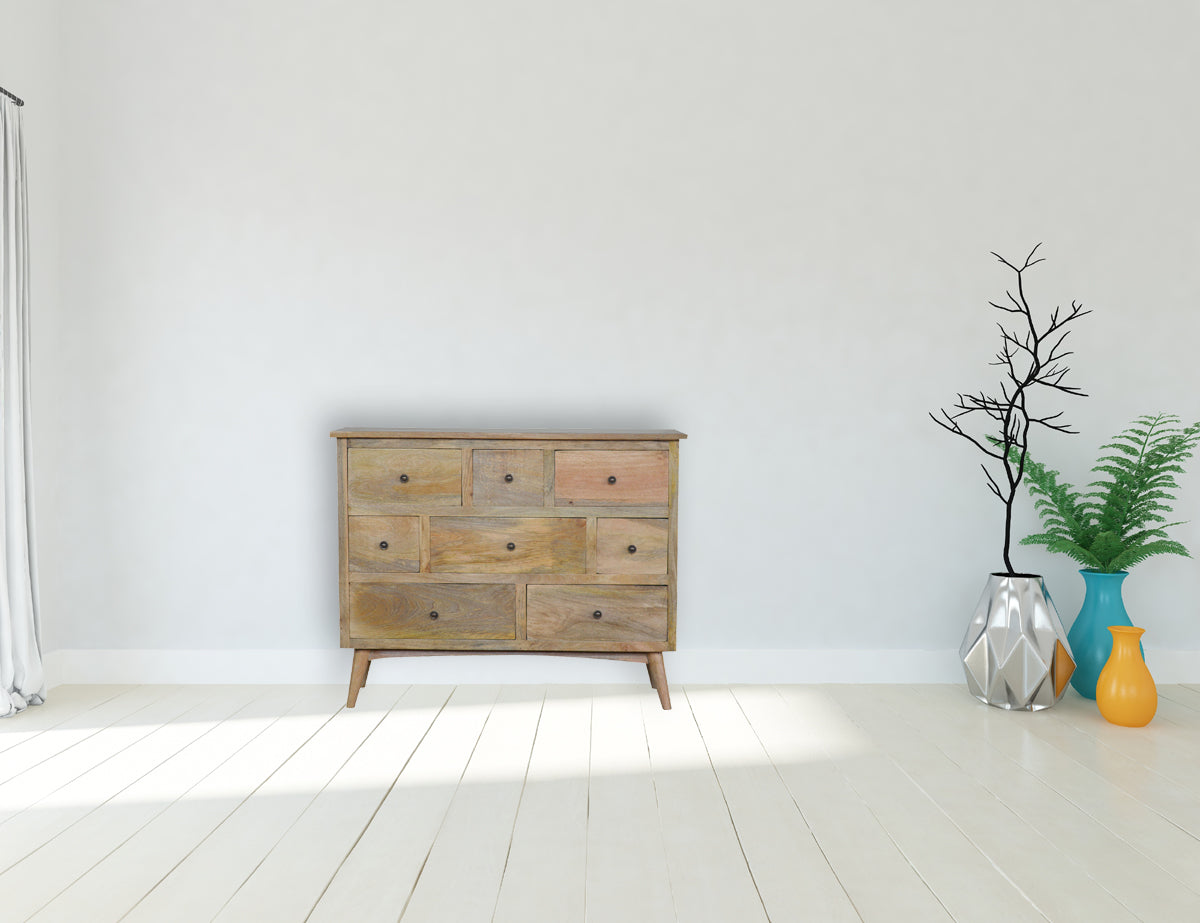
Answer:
[348, 516, 420, 572]
[597, 519, 668, 575]
[472, 449, 544, 506]
[349, 583, 515, 639]
[347, 448, 462, 512]
[430, 517, 586, 573]
[554, 451, 669, 506]
[526, 585, 668, 642]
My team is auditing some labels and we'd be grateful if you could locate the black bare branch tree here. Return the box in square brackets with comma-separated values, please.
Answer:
[931, 244, 1090, 575]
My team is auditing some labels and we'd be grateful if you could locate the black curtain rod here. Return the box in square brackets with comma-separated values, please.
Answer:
[1, 85, 24, 107]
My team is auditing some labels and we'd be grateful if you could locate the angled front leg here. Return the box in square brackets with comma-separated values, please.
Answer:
[347, 649, 371, 708]
[646, 652, 671, 710]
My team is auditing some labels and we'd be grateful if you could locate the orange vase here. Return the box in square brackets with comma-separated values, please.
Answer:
[1095, 626, 1157, 727]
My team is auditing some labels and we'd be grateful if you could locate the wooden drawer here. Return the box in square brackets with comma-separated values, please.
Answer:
[597, 519, 668, 575]
[554, 451, 669, 506]
[526, 585, 668, 642]
[472, 449, 543, 507]
[348, 516, 420, 573]
[349, 583, 515, 640]
[347, 448, 461, 512]
[430, 517, 586, 573]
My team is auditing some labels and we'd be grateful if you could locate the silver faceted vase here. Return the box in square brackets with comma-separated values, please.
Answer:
[960, 574, 1075, 711]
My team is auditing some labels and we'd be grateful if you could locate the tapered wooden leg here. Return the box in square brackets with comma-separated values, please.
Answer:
[647, 653, 670, 710]
[347, 649, 371, 708]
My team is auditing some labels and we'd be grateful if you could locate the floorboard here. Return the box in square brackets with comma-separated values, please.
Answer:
[0, 686, 136, 756]
[912, 685, 1200, 923]
[685, 686, 860, 923]
[212, 685, 447, 923]
[4, 683, 1200, 923]
[643, 688, 768, 923]
[399, 686, 544, 923]
[585, 686, 676, 923]
[25, 686, 339, 923]
[819, 685, 1048, 923]
[122, 686, 386, 922]
[0, 686, 254, 874]
[306, 684, 499, 923]
[735, 685, 954, 922]
[491, 686, 591, 923]
[834, 685, 1135, 922]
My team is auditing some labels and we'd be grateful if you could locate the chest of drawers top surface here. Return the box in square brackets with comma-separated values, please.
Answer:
[331, 428, 687, 440]
[333, 429, 683, 656]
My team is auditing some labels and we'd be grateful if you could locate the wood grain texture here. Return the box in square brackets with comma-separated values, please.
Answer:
[543, 450, 554, 507]
[341, 504, 670, 519]
[337, 439, 350, 646]
[347, 517, 420, 573]
[667, 441, 679, 648]
[597, 519, 668, 575]
[430, 517, 586, 574]
[646, 653, 671, 709]
[347, 651, 370, 707]
[349, 583, 515, 640]
[332, 428, 687, 440]
[472, 450, 544, 507]
[346, 639, 668, 652]
[335, 431, 680, 707]
[347, 573, 667, 586]
[347, 449, 462, 512]
[585, 517, 598, 573]
[554, 451, 669, 506]
[527, 586, 668, 643]
[462, 447, 473, 507]
[515, 581, 528, 640]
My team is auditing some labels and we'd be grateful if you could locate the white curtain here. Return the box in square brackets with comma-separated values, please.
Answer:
[0, 96, 44, 717]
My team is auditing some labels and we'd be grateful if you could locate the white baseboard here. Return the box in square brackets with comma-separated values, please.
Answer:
[40, 646, 1200, 687]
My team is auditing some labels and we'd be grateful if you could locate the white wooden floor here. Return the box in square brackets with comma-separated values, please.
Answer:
[2, 683, 1200, 923]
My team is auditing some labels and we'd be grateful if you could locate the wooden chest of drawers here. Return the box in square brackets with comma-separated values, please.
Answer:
[332, 429, 685, 709]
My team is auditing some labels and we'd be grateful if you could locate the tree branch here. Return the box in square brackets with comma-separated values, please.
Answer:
[931, 244, 1088, 574]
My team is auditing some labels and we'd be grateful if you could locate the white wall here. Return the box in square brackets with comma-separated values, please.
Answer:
[30, 1, 1200, 680]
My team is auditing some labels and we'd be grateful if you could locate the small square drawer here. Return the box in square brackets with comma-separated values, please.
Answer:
[554, 451, 668, 506]
[430, 517, 586, 573]
[348, 517, 420, 573]
[472, 450, 543, 507]
[349, 583, 515, 639]
[526, 585, 668, 642]
[597, 519, 668, 575]
[348, 448, 461, 513]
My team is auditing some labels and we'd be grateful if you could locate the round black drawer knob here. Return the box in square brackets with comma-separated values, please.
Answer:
[429, 611, 439, 620]
[506, 542, 516, 551]
[379, 541, 389, 550]
[592, 610, 603, 619]
[504, 473, 514, 482]
[399, 474, 409, 483]
[628, 544, 637, 554]
[607, 475, 617, 484]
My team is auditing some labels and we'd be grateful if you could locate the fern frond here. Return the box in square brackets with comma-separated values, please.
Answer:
[1018, 413, 1200, 573]
[1043, 538, 1103, 568]
[1107, 540, 1192, 573]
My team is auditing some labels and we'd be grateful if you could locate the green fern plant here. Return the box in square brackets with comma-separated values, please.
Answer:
[1017, 413, 1200, 572]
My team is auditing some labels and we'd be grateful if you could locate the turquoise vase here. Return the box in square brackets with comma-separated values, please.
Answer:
[1068, 570, 1134, 699]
